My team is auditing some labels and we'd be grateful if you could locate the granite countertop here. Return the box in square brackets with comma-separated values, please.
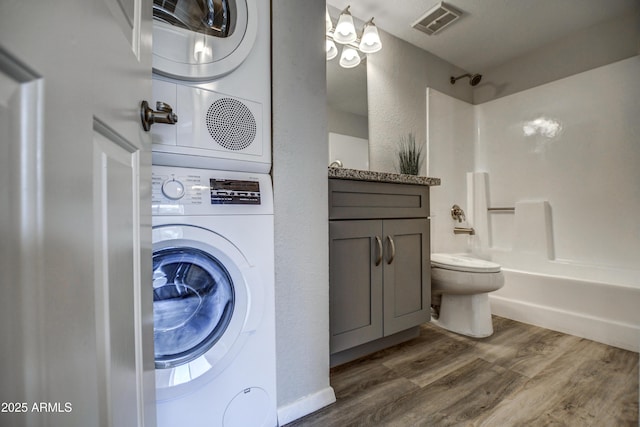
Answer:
[328, 167, 441, 186]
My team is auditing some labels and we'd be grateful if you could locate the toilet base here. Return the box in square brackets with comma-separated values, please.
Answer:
[435, 293, 494, 338]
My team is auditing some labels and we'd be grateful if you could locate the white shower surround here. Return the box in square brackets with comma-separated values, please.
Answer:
[427, 56, 640, 352]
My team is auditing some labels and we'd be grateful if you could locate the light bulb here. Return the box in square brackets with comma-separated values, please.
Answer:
[326, 39, 338, 60]
[333, 7, 357, 44]
[359, 19, 382, 53]
[339, 46, 361, 68]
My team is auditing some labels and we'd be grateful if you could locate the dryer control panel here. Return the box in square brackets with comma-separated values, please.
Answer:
[152, 165, 273, 216]
[210, 179, 261, 205]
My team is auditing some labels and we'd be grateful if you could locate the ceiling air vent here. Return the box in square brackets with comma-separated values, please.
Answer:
[412, 2, 462, 36]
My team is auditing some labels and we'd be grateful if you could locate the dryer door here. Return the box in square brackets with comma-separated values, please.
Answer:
[152, 0, 257, 80]
[152, 224, 264, 398]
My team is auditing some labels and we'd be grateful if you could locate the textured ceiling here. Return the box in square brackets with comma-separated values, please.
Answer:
[326, 0, 638, 72]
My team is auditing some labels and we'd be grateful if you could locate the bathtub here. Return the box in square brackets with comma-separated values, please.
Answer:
[458, 172, 640, 352]
[489, 265, 640, 352]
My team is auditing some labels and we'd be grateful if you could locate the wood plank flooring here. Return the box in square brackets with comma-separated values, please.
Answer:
[286, 316, 639, 426]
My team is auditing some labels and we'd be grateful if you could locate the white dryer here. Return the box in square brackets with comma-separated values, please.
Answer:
[150, 0, 271, 173]
[152, 165, 277, 427]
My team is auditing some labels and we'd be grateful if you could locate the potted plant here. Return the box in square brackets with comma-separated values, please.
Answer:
[396, 133, 423, 175]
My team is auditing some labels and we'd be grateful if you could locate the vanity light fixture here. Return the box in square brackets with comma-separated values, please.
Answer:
[326, 5, 382, 68]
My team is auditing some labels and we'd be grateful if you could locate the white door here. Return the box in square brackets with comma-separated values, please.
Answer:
[0, 1, 156, 426]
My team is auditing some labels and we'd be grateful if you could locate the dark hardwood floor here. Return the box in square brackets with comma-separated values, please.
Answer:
[286, 316, 639, 426]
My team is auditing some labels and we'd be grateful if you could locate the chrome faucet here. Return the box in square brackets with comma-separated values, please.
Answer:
[329, 160, 343, 168]
[451, 204, 466, 223]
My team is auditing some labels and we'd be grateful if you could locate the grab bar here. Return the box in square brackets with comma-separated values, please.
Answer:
[488, 207, 515, 212]
[453, 227, 475, 235]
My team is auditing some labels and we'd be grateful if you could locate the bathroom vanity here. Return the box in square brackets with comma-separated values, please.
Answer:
[328, 168, 441, 366]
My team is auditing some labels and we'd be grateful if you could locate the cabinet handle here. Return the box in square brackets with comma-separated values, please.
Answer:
[386, 236, 395, 264]
[374, 236, 383, 266]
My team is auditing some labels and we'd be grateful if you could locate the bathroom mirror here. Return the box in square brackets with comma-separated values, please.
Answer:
[326, 56, 368, 137]
[327, 54, 369, 169]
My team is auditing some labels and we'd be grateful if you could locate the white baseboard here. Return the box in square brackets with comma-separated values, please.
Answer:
[277, 386, 336, 426]
[490, 295, 639, 353]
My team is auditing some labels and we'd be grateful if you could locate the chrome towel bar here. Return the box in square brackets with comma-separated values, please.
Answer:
[487, 207, 515, 212]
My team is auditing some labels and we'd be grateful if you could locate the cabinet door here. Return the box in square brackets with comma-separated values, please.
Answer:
[382, 218, 431, 336]
[329, 220, 384, 353]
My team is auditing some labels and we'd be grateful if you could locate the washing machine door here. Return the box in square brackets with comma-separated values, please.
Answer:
[152, 224, 263, 397]
[152, 0, 258, 80]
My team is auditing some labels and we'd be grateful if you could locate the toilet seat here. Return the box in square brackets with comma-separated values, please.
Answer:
[431, 253, 501, 273]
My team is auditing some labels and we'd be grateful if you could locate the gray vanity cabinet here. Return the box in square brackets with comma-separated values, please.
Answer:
[329, 179, 431, 355]
[329, 220, 383, 353]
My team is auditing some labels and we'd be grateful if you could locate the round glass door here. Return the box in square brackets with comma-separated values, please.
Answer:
[152, 0, 256, 80]
[153, 0, 236, 39]
[152, 246, 234, 369]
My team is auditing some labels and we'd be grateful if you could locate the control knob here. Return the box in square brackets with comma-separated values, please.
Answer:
[162, 179, 185, 200]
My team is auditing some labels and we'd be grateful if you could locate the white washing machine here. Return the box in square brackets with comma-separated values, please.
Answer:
[152, 165, 277, 427]
[150, 0, 271, 173]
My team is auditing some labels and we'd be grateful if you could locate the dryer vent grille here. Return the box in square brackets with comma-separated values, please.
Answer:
[206, 98, 257, 151]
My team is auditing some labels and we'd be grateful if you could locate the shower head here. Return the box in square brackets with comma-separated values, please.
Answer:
[450, 73, 482, 86]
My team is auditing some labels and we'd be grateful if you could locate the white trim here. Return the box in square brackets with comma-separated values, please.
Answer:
[490, 295, 640, 353]
[277, 387, 336, 425]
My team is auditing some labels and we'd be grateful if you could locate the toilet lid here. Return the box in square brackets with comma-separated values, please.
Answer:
[431, 253, 501, 273]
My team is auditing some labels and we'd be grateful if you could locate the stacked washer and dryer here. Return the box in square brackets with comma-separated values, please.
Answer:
[149, 1, 276, 426]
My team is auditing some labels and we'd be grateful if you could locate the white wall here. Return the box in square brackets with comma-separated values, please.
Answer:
[272, 0, 335, 423]
[476, 56, 640, 274]
[426, 88, 475, 254]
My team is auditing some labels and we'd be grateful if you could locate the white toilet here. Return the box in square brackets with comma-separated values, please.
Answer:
[430, 253, 504, 338]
